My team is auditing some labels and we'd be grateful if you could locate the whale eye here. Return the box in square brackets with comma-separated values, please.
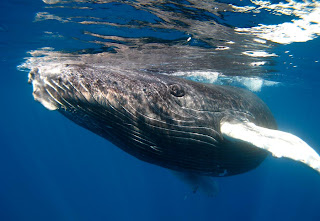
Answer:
[169, 84, 185, 97]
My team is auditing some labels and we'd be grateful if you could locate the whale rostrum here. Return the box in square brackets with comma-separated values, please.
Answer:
[28, 63, 320, 177]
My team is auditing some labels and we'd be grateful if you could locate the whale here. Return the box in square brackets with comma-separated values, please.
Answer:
[27, 63, 320, 183]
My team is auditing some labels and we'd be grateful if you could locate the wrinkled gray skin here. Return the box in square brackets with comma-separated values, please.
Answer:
[29, 64, 277, 176]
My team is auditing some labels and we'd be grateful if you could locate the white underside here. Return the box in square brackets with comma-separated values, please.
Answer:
[220, 120, 320, 174]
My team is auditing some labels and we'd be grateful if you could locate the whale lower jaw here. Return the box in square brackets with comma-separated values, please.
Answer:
[28, 68, 59, 111]
[28, 65, 104, 112]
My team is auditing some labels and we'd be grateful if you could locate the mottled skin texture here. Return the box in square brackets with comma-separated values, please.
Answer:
[29, 64, 277, 176]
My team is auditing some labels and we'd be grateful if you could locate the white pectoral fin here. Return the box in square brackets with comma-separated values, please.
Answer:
[172, 171, 219, 197]
[220, 120, 320, 174]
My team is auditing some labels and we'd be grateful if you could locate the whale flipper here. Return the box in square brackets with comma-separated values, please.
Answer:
[173, 171, 219, 197]
[220, 119, 320, 173]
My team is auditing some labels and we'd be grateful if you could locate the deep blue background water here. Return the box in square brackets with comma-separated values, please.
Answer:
[1, 0, 320, 220]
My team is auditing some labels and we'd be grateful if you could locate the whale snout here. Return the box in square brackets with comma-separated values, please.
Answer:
[28, 68, 59, 111]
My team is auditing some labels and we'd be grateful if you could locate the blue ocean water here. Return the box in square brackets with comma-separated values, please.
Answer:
[1, 0, 320, 220]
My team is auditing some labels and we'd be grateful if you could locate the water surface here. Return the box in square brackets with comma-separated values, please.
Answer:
[1, 0, 320, 220]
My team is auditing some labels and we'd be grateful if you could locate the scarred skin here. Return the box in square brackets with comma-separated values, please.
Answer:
[29, 64, 277, 177]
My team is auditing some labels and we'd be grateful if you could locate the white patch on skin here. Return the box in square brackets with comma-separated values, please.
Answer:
[220, 120, 320, 174]
[29, 69, 59, 111]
